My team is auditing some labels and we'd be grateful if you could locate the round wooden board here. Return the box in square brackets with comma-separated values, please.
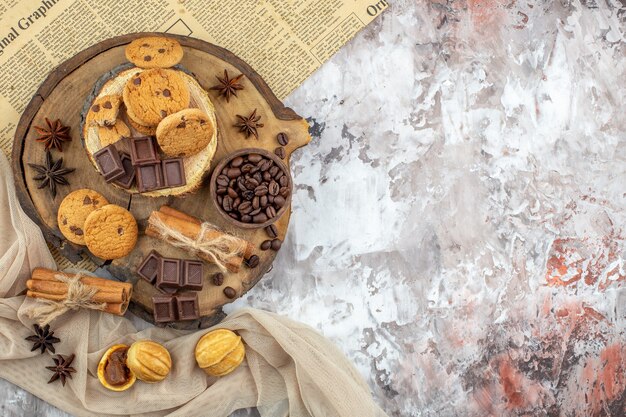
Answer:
[12, 33, 311, 329]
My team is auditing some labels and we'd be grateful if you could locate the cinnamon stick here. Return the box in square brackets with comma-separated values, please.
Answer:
[26, 280, 124, 304]
[146, 207, 254, 272]
[32, 268, 132, 300]
[26, 291, 128, 315]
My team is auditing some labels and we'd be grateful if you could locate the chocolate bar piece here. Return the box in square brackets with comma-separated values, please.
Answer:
[113, 153, 136, 189]
[175, 293, 199, 321]
[152, 295, 176, 323]
[182, 260, 203, 291]
[162, 159, 186, 188]
[137, 250, 161, 284]
[94, 145, 125, 182]
[130, 136, 159, 166]
[157, 258, 181, 290]
[136, 163, 164, 192]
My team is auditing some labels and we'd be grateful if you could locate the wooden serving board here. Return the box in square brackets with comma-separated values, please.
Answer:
[12, 33, 311, 329]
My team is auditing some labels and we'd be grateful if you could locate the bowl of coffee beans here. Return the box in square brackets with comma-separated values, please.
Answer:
[210, 148, 292, 229]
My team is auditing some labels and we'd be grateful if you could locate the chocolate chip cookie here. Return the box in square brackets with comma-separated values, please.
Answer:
[84, 204, 138, 260]
[88, 95, 121, 126]
[57, 189, 109, 245]
[125, 37, 184, 69]
[156, 108, 215, 157]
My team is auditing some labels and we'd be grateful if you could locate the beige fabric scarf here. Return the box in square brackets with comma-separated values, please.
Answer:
[0, 152, 388, 417]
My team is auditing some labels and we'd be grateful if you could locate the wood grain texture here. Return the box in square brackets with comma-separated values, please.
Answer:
[12, 33, 311, 328]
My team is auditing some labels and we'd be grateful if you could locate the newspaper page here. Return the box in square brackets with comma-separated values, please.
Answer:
[0, 0, 388, 158]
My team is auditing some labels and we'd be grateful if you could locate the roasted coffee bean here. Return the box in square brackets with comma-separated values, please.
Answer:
[222, 196, 233, 212]
[223, 286, 236, 298]
[268, 195, 275, 203]
[242, 190, 254, 200]
[268, 180, 279, 196]
[216, 175, 229, 187]
[265, 224, 278, 239]
[274, 146, 286, 159]
[221, 167, 229, 175]
[253, 213, 268, 223]
[233, 197, 241, 209]
[260, 195, 268, 207]
[248, 154, 262, 163]
[227, 168, 242, 179]
[254, 184, 268, 196]
[237, 179, 248, 192]
[212, 273, 224, 286]
[241, 163, 254, 173]
[217, 195, 223, 204]
[279, 187, 289, 197]
[274, 195, 286, 207]
[269, 166, 279, 177]
[229, 212, 239, 220]
[252, 196, 260, 209]
[271, 239, 282, 251]
[260, 159, 273, 172]
[253, 172, 263, 184]
[260, 240, 272, 250]
[216, 186, 227, 195]
[229, 178, 237, 188]
[238, 201, 252, 214]
[231, 156, 244, 167]
[249, 208, 262, 216]
[263, 171, 272, 182]
[245, 255, 260, 268]
[266, 206, 277, 218]
[227, 187, 238, 199]
[241, 214, 252, 223]
[274, 170, 284, 181]
[279, 176, 288, 187]
[277, 132, 289, 146]
[245, 178, 259, 189]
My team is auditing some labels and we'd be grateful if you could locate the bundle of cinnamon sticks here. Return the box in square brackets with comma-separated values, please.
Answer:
[146, 206, 254, 272]
[26, 268, 132, 315]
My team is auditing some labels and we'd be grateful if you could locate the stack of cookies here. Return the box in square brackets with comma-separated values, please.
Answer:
[83, 36, 218, 197]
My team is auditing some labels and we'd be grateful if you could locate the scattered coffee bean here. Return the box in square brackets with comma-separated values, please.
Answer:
[265, 224, 278, 239]
[223, 286, 236, 299]
[215, 152, 291, 224]
[245, 255, 260, 268]
[274, 146, 286, 159]
[271, 239, 282, 251]
[260, 240, 272, 250]
[277, 132, 289, 146]
[212, 273, 224, 286]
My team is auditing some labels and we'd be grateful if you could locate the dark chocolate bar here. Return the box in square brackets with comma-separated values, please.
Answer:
[182, 260, 203, 291]
[136, 163, 164, 192]
[152, 295, 176, 323]
[113, 153, 136, 189]
[156, 258, 181, 290]
[175, 293, 200, 321]
[137, 250, 161, 284]
[130, 136, 159, 166]
[162, 159, 186, 188]
[94, 144, 125, 182]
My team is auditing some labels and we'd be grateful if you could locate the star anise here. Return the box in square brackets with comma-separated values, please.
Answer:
[46, 354, 76, 386]
[234, 109, 264, 139]
[210, 69, 244, 102]
[34, 117, 72, 151]
[25, 324, 61, 354]
[28, 151, 75, 197]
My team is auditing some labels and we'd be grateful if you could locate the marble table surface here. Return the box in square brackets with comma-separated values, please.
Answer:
[2, 1, 625, 416]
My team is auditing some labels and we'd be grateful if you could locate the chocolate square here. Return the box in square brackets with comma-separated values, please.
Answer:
[136, 163, 164, 192]
[182, 260, 203, 291]
[152, 295, 176, 323]
[113, 153, 136, 189]
[156, 258, 181, 290]
[130, 136, 159, 166]
[175, 293, 199, 321]
[162, 159, 186, 188]
[137, 250, 161, 284]
[94, 144, 125, 182]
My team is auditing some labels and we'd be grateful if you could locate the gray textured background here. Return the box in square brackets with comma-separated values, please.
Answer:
[2, 0, 625, 416]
